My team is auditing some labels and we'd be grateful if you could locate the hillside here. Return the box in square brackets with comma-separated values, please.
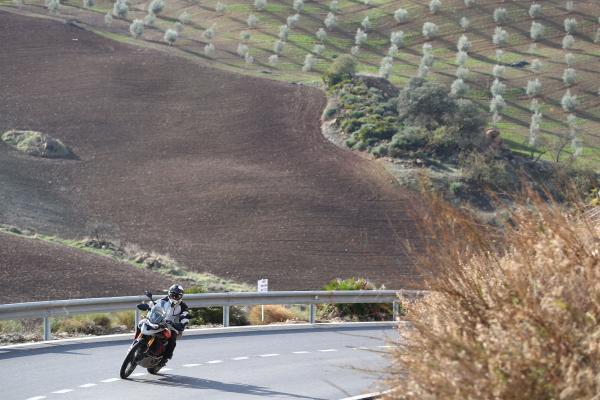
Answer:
[0, 11, 419, 294]
[0, 231, 173, 302]
[3, 0, 598, 166]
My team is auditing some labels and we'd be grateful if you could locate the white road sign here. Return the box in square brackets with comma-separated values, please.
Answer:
[257, 279, 268, 292]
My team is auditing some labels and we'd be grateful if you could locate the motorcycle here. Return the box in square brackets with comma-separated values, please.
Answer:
[119, 291, 180, 379]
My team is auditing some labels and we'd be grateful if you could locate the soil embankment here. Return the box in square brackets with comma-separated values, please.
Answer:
[0, 11, 419, 295]
[0, 232, 172, 302]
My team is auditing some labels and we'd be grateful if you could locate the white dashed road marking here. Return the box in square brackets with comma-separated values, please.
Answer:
[259, 353, 280, 357]
[377, 345, 393, 349]
[206, 360, 223, 364]
[78, 383, 97, 388]
[51, 389, 74, 394]
[232, 356, 249, 360]
[292, 351, 310, 354]
[161, 368, 173, 371]
[318, 349, 337, 352]
[131, 372, 147, 376]
[25, 396, 46, 400]
[183, 363, 202, 367]
[100, 378, 119, 383]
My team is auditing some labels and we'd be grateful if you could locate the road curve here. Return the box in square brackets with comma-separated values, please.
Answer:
[0, 326, 395, 400]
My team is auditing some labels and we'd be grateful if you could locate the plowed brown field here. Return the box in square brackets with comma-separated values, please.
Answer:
[0, 232, 173, 302]
[0, 11, 419, 297]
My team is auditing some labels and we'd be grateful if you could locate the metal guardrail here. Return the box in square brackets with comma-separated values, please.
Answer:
[0, 290, 424, 341]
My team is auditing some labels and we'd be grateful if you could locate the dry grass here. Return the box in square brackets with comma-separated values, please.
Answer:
[248, 305, 300, 325]
[385, 193, 600, 399]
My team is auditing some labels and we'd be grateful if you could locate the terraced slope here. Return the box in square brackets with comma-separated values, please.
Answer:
[0, 11, 418, 294]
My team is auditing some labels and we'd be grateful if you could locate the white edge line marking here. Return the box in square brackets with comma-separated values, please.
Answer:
[206, 360, 223, 364]
[52, 389, 74, 394]
[101, 378, 119, 383]
[232, 356, 249, 360]
[259, 353, 280, 357]
[377, 345, 394, 348]
[26, 397, 46, 400]
[78, 383, 97, 388]
[318, 349, 337, 352]
[183, 363, 202, 367]
[292, 351, 310, 354]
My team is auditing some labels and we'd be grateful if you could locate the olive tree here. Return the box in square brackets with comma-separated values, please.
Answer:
[564, 18, 577, 34]
[302, 54, 316, 72]
[254, 0, 266, 11]
[391, 31, 404, 47]
[355, 28, 367, 46]
[164, 29, 178, 45]
[47, 0, 59, 14]
[562, 34, 575, 50]
[493, 8, 508, 24]
[493, 27, 508, 46]
[562, 68, 576, 86]
[324, 12, 337, 30]
[247, 14, 259, 28]
[316, 28, 327, 42]
[112, 0, 128, 18]
[394, 8, 408, 23]
[361, 16, 371, 31]
[279, 25, 289, 41]
[215, 1, 226, 13]
[268, 54, 278, 66]
[530, 21, 545, 41]
[129, 19, 144, 38]
[204, 43, 215, 57]
[561, 90, 577, 113]
[529, 3, 542, 18]
[422, 22, 439, 40]
[457, 34, 471, 52]
[83, 0, 94, 8]
[148, 0, 164, 15]
[429, 0, 441, 14]
[293, 0, 304, 12]
[460, 17, 469, 31]
[273, 40, 284, 54]
[287, 14, 300, 27]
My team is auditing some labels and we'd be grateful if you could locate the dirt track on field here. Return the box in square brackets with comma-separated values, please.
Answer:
[0, 11, 419, 296]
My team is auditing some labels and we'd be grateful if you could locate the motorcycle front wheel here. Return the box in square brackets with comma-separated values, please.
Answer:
[120, 341, 142, 379]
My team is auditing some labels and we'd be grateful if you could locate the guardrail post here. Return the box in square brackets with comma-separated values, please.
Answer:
[309, 304, 316, 324]
[223, 306, 230, 327]
[43, 316, 51, 341]
[392, 302, 399, 321]
[134, 309, 140, 328]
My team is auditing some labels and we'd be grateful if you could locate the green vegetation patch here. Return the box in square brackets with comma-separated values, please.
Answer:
[2, 130, 73, 159]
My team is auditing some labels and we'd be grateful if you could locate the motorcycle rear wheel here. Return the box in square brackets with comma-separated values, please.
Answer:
[120, 341, 142, 379]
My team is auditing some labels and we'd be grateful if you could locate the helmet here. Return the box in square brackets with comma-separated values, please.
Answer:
[168, 284, 184, 305]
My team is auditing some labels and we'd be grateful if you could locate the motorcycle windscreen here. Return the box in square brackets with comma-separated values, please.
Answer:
[147, 304, 167, 325]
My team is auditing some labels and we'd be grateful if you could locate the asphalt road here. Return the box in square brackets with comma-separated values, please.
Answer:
[0, 326, 396, 400]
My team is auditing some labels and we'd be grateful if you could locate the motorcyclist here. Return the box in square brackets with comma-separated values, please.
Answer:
[157, 284, 189, 367]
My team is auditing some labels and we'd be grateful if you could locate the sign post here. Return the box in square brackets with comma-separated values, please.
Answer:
[257, 279, 268, 322]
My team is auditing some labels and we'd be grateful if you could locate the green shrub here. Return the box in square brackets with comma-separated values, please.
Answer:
[323, 55, 356, 86]
[187, 306, 249, 326]
[319, 278, 395, 321]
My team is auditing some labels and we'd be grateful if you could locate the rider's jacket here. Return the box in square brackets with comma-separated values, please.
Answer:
[158, 296, 190, 331]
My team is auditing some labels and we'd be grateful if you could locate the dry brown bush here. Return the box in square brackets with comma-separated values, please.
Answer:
[248, 305, 299, 325]
[385, 193, 600, 399]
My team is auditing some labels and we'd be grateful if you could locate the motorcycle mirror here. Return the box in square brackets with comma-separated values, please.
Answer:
[136, 303, 151, 311]
[144, 290, 153, 300]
